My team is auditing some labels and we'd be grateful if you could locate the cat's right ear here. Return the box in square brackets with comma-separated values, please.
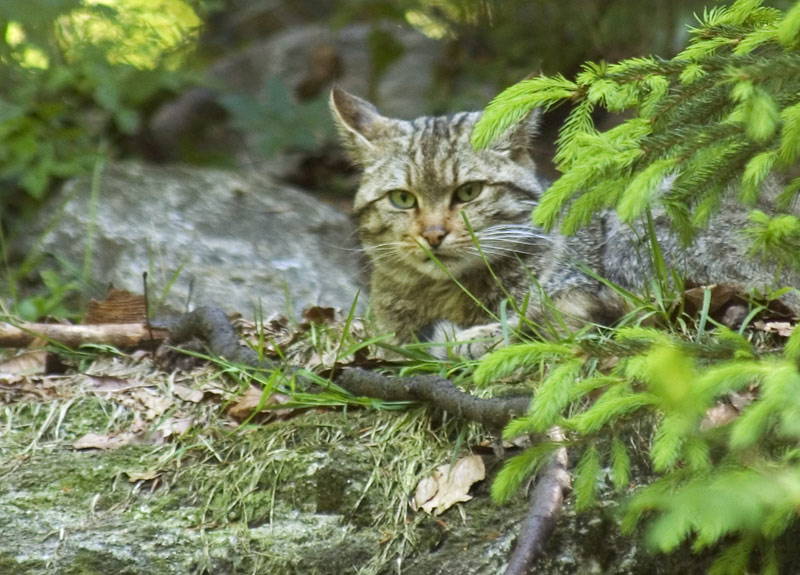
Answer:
[330, 87, 390, 163]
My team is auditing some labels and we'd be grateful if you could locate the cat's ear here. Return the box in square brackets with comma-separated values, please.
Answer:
[330, 87, 392, 162]
[484, 108, 541, 160]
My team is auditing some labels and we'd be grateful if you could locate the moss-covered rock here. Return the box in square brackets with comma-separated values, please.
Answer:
[0, 359, 712, 574]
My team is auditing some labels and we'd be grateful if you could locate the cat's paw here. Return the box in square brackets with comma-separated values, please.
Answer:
[424, 321, 505, 360]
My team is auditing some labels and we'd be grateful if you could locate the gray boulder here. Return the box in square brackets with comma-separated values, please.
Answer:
[10, 162, 364, 317]
[0, 405, 713, 575]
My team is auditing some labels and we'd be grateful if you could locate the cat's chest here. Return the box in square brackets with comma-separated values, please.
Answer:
[372, 270, 503, 329]
[422, 282, 488, 323]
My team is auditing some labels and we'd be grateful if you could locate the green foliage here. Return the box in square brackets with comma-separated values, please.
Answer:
[610, 436, 631, 491]
[491, 441, 563, 503]
[472, 340, 574, 385]
[473, 9, 800, 564]
[11, 269, 82, 321]
[573, 443, 601, 510]
[483, 321, 800, 568]
[1, 0, 201, 319]
[744, 210, 800, 269]
[473, 0, 800, 265]
[501, 358, 581, 435]
[0, 0, 198, 210]
[219, 78, 334, 158]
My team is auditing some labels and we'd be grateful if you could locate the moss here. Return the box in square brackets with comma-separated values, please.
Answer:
[0, 355, 717, 575]
[0, 553, 46, 575]
[62, 551, 142, 575]
[1, 446, 150, 508]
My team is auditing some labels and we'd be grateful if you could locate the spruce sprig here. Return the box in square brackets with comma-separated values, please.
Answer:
[472, 1, 800, 569]
[473, 0, 800, 257]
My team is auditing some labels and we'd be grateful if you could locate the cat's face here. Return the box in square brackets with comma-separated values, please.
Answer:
[330, 88, 548, 280]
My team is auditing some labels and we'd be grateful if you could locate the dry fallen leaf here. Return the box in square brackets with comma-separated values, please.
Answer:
[228, 385, 267, 419]
[700, 403, 740, 430]
[411, 455, 486, 515]
[228, 386, 294, 420]
[130, 388, 173, 420]
[155, 416, 192, 439]
[73, 431, 141, 450]
[683, 284, 736, 315]
[0, 349, 48, 376]
[729, 389, 757, 411]
[754, 321, 795, 337]
[86, 375, 138, 393]
[125, 469, 162, 482]
[302, 306, 337, 325]
[74, 419, 164, 450]
[173, 383, 204, 403]
[83, 288, 147, 324]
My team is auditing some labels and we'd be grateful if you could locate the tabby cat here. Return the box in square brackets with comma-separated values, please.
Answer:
[330, 87, 798, 357]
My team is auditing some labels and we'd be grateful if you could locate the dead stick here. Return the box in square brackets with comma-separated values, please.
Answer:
[504, 427, 570, 575]
[0, 321, 168, 348]
[159, 306, 532, 429]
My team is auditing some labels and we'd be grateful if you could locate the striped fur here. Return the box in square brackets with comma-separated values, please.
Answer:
[330, 87, 623, 353]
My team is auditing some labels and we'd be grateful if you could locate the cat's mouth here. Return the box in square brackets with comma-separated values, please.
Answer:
[409, 249, 483, 278]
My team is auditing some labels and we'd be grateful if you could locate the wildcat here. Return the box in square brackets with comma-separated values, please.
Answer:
[330, 87, 799, 357]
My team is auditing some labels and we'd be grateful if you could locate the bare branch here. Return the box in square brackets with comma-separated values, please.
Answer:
[0, 321, 167, 349]
[505, 427, 571, 575]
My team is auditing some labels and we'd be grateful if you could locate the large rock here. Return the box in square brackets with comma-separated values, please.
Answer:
[9, 162, 364, 317]
[0, 387, 713, 575]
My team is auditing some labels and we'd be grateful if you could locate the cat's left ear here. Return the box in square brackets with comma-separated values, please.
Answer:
[330, 87, 393, 163]
[484, 108, 541, 160]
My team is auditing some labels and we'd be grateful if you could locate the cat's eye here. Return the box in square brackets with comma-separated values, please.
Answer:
[454, 182, 483, 203]
[388, 190, 417, 209]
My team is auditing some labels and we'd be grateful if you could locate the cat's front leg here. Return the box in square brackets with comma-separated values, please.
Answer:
[422, 320, 512, 360]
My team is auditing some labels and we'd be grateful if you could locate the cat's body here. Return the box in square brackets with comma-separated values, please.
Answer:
[330, 87, 799, 356]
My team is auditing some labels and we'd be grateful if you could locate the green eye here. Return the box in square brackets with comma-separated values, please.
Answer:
[454, 182, 483, 203]
[388, 190, 417, 209]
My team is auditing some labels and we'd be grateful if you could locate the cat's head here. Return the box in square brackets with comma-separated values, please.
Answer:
[330, 87, 548, 280]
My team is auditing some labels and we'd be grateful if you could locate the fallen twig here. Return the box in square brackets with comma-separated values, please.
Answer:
[160, 306, 532, 429]
[335, 368, 530, 429]
[0, 320, 168, 348]
[504, 427, 570, 575]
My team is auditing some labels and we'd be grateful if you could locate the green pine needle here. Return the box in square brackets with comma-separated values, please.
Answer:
[490, 442, 562, 503]
[574, 444, 601, 510]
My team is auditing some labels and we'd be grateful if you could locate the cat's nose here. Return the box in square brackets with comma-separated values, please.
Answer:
[422, 225, 448, 248]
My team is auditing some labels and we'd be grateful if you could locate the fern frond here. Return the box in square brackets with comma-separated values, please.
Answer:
[617, 159, 676, 222]
[778, 101, 800, 167]
[554, 97, 595, 169]
[683, 435, 712, 472]
[531, 164, 598, 231]
[784, 324, 800, 362]
[744, 210, 800, 269]
[777, 1, 800, 47]
[730, 82, 780, 144]
[708, 536, 756, 575]
[740, 150, 778, 204]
